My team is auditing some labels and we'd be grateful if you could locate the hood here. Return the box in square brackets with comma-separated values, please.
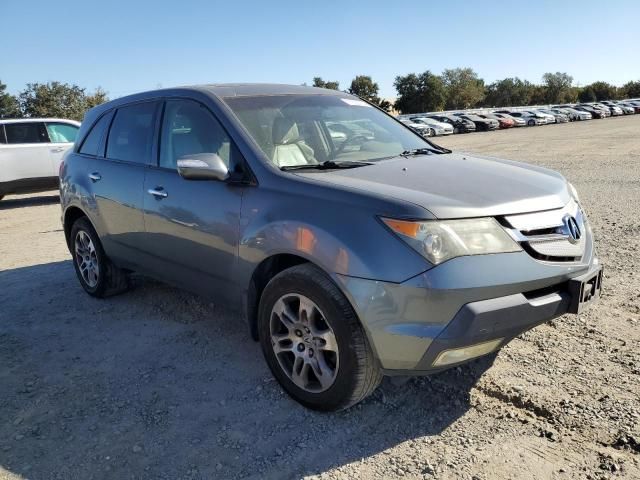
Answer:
[297, 153, 569, 219]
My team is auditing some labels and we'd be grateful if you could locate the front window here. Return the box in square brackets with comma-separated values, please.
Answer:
[224, 94, 436, 167]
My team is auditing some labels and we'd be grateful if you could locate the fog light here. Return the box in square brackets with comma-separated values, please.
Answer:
[432, 338, 504, 367]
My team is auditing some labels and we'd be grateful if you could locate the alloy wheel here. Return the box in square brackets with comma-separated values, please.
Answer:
[270, 294, 339, 392]
[74, 230, 99, 288]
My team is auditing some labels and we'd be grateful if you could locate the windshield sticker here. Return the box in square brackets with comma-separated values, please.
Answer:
[341, 98, 372, 107]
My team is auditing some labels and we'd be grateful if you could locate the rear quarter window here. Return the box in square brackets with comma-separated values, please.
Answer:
[79, 111, 114, 156]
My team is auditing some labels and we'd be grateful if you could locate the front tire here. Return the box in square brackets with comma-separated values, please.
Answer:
[429, 128, 436, 137]
[70, 217, 129, 298]
[258, 264, 382, 411]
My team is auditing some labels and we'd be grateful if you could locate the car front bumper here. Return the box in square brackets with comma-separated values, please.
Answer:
[336, 232, 600, 374]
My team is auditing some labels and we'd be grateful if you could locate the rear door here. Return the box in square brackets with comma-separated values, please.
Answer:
[1, 121, 51, 182]
[45, 121, 79, 175]
[142, 98, 243, 303]
[84, 101, 160, 265]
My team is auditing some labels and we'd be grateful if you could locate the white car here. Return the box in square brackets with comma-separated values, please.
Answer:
[408, 117, 454, 136]
[0, 118, 80, 200]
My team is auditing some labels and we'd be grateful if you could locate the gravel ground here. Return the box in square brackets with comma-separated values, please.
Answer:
[1, 116, 639, 480]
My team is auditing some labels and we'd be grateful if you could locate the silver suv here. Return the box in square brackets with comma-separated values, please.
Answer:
[60, 84, 603, 411]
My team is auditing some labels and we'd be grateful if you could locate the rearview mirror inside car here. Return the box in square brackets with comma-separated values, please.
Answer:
[177, 153, 229, 181]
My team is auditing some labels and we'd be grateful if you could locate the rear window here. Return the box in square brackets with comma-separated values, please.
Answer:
[106, 102, 158, 164]
[79, 111, 114, 156]
[4, 122, 49, 144]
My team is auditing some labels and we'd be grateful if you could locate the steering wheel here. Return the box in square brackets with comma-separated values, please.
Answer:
[335, 134, 369, 156]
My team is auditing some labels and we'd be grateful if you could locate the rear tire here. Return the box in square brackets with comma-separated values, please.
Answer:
[258, 264, 382, 411]
[70, 217, 129, 298]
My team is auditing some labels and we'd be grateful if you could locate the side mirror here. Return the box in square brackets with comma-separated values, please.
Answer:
[177, 153, 229, 181]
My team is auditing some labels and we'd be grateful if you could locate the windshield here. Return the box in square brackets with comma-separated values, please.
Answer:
[224, 94, 439, 167]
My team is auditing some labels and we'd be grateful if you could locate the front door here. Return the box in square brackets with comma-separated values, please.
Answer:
[142, 98, 243, 304]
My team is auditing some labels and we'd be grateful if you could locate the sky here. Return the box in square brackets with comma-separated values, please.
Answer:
[2, 0, 639, 99]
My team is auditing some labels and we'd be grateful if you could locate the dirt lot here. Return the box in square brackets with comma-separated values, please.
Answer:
[1, 116, 639, 480]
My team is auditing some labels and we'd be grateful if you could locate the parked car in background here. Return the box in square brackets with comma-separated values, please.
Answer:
[498, 111, 543, 126]
[574, 105, 606, 119]
[60, 83, 602, 411]
[454, 113, 499, 131]
[399, 118, 431, 137]
[617, 101, 640, 114]
[427, 114, 476, 133]
[478, 113, 514, 128]
[491, 112, 525, 127]
[552, 107, 592, 121]
[613, 103, 635, 115]
[583, 104, 611, 117]
[0, 118, 80, 201]
[538, 109, 569, 123]
[526, 110, 554, 124]
[407, 117, 454, 136]
[594, 102, 622, 116]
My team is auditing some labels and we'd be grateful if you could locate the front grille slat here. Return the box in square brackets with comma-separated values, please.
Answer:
[502, 200, 586, 263]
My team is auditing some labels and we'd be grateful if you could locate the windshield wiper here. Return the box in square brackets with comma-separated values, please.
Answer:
[280, 160, 373, 171]
[400, 146, 450, 156]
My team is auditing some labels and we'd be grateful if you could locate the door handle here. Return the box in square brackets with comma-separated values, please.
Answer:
[147, 187, 168, 199]
[88, 172, 102, 182]
[51, 147, 66, 153]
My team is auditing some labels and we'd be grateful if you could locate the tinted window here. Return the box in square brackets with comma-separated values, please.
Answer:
[46, 122, 79, 143]
[106, 102, 158, 163]
[0, 126, 6, 144]
[5, 122, 48, 144]
[159, 99, 232, 169]
[79, 111, 114, 156]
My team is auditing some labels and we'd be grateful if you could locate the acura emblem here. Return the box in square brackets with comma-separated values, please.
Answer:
[563, 214, 582, 243]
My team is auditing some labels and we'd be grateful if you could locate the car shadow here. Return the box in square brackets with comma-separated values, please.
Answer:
[0, 194, 60, 210]
[0, 260, 495, 480]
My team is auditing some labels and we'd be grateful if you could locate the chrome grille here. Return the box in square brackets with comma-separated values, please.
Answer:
[502, 200, 586, 262]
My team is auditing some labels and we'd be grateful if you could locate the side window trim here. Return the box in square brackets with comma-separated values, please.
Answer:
[0, 124, 6, 144]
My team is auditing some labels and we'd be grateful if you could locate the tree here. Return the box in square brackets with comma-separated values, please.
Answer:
[393, 71, 446, 114]
[0, 80, 20, 118]
[541, 72, 574, 104]
[441, 68, 485, 110]
[348, 75, 379, 101]
[348, 75, 392, 111]
[18, 82, 108, 121]
[86, 87, 109, 109]
[585, 81, 619, 101]
[312, 77, 339, 90]
[621, 80, 640, 99]
[484, 77, 534, 107]
[578, 87, 597, 103]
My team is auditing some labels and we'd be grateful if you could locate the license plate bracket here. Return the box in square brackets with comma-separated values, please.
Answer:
[568, 266, 603, 314]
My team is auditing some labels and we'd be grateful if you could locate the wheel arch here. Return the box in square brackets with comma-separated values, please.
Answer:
[245, 252, 362, 342]
[63, 205, 91, 250]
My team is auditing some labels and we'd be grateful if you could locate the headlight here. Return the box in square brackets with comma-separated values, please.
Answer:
[381, 217, 521, 265]
[568, 182, 580, 204]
